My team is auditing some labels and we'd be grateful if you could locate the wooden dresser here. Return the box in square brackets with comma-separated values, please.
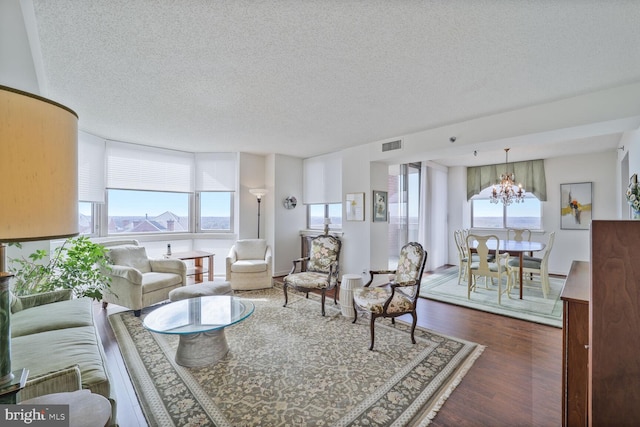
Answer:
[561, 260, 590, 427]
[589, 220, 640, 425]
[562, 220, 640, 425]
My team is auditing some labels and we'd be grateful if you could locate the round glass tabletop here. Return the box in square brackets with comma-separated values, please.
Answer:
[143, 295, 254, 335]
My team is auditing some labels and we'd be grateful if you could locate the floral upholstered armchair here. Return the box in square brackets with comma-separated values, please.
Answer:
[282, 235, 342, 316]
[352, 242, 427, 350]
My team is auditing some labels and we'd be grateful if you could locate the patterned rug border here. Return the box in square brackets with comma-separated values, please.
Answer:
[110, 288, 484, 426]
[419, 267, 563, 328]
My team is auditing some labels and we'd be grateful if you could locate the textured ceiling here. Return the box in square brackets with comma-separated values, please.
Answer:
[26, 0, 640, 160]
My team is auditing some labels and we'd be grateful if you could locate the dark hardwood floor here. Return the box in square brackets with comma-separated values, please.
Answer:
[95, 267, 563, 427]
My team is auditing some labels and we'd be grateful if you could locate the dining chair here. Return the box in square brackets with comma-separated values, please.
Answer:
[352, 242, 427, 350]
[507, 228, 531, 242]
[454, 230, 469, 285]
[507, 232, 555, 298]
[466, 234, 511, 305]
[454, 229, 486, 285]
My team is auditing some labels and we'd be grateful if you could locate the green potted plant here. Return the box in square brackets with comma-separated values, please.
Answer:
[9, 236, 111, 301]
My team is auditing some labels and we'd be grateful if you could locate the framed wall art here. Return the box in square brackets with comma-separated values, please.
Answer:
[560, 182, 592, 230]
[345, 192, 364, 221]
[372, 190, 388, 222]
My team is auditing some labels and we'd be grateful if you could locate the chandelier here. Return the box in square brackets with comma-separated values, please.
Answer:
[490, 148, 525, 205]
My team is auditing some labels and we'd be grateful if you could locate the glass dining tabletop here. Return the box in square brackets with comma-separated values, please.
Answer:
[143, 295, 254, 335]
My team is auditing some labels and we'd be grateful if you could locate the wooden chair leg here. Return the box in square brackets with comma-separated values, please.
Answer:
[369, 315, 377, 351]
[410, 312, 417, 344]
[320, 291, 326, 316]
[282, 283, 289, 307]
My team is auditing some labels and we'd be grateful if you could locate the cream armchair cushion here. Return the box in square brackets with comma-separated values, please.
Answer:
[102, 241, 187, 316]
[226, 239, 272, 290]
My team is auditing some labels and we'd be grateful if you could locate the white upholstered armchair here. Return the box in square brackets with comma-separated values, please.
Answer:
[226, 239, 273, 290]
[101, 240, 187, 316]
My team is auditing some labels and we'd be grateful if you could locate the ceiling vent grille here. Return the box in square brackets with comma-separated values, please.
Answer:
[382, 139, 402, 152]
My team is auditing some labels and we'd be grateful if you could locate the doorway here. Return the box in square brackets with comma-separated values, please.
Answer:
[388, 163, 421, 268]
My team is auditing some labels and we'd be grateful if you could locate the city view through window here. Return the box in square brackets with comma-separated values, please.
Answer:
[472, 195, 542, 229]
[79, 190, 233, 234]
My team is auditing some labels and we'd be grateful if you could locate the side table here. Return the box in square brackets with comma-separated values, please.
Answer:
[339, 274, 363, 317]
[19, 389, 111, 427]
[0, 368, 28, 404]
[169, 251, 214, 283]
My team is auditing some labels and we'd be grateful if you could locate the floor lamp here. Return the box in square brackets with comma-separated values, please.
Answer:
[0, 85, 79, 391]
[249, 188, 268, 238]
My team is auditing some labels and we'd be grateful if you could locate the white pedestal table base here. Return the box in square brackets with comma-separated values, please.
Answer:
[175, 329, 229, 367]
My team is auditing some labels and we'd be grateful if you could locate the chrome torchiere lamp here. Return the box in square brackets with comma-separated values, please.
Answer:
[0, 85, 79, 391]
[490, 148, 525, 205]
[249, 188, 268, 238]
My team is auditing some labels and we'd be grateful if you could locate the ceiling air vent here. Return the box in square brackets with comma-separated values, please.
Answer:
[382, 139, 402, 152]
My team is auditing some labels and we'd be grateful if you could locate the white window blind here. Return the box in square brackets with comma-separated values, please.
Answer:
[106, 141, 194, 192]
[78, 131, 106, 203]
[303, 153, 342, 204]
[195, 152, 238, 191]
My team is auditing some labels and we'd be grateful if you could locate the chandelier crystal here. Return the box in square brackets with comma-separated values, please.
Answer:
[490, 148, 525, 205]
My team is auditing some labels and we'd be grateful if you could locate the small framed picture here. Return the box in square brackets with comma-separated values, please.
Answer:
[560, 182, 592, 230]
[372, 190, 388, 222]
[346, 192, 365, 221]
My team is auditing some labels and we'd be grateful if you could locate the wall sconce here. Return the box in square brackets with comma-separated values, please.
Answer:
[283, 196, 297, 209]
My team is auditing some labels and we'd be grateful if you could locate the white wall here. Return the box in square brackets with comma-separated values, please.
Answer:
[0, 1, 39, 94]
[270, 154, 306, 276]
[446, 166, 468, 265]
[421, 163, 448, 271]
[544, 150, 618, 273]
[369, 161, 390, 271]
[340, 145, 373, 279]
[238, 153, 267, 241]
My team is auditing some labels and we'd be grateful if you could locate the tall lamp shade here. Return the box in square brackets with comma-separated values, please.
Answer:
[0, 85, 79, 387]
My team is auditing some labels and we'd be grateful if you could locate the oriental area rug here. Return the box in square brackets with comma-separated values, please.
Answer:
[109, 287, 484, 426]
[419, 267, 564, 328]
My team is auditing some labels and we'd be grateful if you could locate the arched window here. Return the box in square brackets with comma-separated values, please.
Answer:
[471, 186, 542, 229]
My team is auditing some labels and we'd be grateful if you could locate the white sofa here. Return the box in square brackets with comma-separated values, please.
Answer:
[226, 239, 272, 290]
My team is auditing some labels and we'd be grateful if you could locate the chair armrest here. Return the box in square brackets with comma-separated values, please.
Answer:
[226, 247, 238, 281]
[19, 365, 82, 402]
[149, 259, 187, 275]
[365, 269, 397, 287]
[226, 246, 238, 263]
[109, 265, 143, 285]
[288, 257, 308, 275]
[369, 269, 396, 275]
[13, 289, 73, 312]
[391, 280, 417, 288]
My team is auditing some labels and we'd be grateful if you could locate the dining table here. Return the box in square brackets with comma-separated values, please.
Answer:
[471, 239, 546, 299]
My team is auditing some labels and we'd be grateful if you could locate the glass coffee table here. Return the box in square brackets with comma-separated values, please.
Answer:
[143, 295, 254, 367]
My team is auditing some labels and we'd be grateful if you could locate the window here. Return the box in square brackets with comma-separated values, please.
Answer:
[78, 202, 97, 235]
[198, 192, 234, 232]
[308, 204, 342, 230]
[471, 187, 542, 229]
[107, 189, 190, 234]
